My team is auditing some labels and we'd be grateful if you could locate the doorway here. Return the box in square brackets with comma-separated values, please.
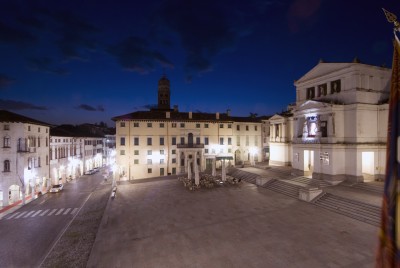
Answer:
[362, 152, 374, 181]
[304, 150, 314, 178]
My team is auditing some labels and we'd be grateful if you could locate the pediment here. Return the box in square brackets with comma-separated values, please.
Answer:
[269, 114, 285, 121]
[295, 62, 353, 85]
[295, 100, 331, 112]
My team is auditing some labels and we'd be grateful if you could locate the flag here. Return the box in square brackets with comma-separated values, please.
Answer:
[376, 34, 400, 267]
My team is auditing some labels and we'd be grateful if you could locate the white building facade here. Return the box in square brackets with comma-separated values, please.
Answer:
[277, 61, 391, 183]
[0, 110, 50, 207]
[113, 76, 263, 180]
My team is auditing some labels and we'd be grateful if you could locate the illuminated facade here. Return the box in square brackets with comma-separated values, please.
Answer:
[113, 76, 263, 180]
[287, 61, 391, 183]
[0, 110, 50, 207]
[49, 134, 104, 184]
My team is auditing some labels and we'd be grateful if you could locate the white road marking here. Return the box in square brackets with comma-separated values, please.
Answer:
[15, 212, 27, 219]
[6, 212, 21, 220]
[40, 209, 49, 216]
[71, 208, 79, 215]
[55, 208, 64, 215]
[23, 211, 35, 218]
[63, 208, 71, 215]
[31, 210, 42, 217]
[48, 209, 58, 216]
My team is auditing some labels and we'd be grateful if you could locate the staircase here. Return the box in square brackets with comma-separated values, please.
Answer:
[286, 176, 332, 188]
[349, 182, 384, 195]
[313, 193, 381, 226]
[261, 180, 302, 199]
[227, 169, 261, 184]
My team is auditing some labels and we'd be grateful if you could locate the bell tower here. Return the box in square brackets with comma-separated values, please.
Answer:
[158, 74, 171, 110]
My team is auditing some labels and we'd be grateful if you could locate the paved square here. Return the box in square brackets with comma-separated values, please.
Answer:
[88, 178, 378, 268]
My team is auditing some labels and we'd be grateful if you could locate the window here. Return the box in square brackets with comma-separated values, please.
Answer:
[28, 126, 31, 131]
[220, 137, 224, 145]
[120, 122, 125, 127]
[172, 123, 177, 128]
[4, 125, 9, 130]
[120, 150, 125, 155]
[134, 122, 139, 127]
[3, 136, 10, 148]
[172, 158, 176, 163]
[28, 157, 32, 169]
[134, 137, 139, 146]
[196, 124, 200, 128]
[180, 123, 185, 128]
[172, 149, 176, 154]
[147, 150, 152, 155]
[228, 124, 232, 129]
[148, 168, 152, 173]
[246, 125, 249, 131]
[220, 124, 224, 128]
[160, 137, 164, 145]
[134, 150, 139, 155]
[330, 80, 341, 94]
[172, 137, 176, 145]
[172, 167, 176, 174]
[46, 155, 48, 165]
[204, 123, 209, 128]
[205, 149, 209, 154]
[46, 128, 48, 133]
[147, 159, 152, 164]
[228, 137, 232, 145]
[38, 127, 41, 132]
[160, 150, 164, 155]
[237, 125, 240, 131]
[120, 137, 125, 146]
[160, 159, 165, 164]
[3, 160, 10, 172]
[134, 159, 139, 164]
[147, 122, 152, 128]
[205, 137, 209, 145]
[160, 123, 164, 128]
[147, 137, 152, 145]
[180, 137, 185, 144]
[46, 138, 48, 147]
[196, 137, 200, 144]
[255, 126, 258, 131]
[306, 87, 315, 99]
[228, 148, 232, 153]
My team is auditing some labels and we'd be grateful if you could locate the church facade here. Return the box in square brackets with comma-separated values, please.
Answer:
[113, 76, 264, 180]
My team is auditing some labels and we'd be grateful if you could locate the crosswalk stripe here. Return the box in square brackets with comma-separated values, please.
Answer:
[71, 208, 79, 215]
[63, 208, 71, 215]
[23, 211, 35, 218]
[15, 212, 27, 219]
[7, 212, 21, 220]
[48, 209, 58, 216]
[40, 209, 49, 216]
[55, 208, 64, 215]
[31, 210, 42, 217]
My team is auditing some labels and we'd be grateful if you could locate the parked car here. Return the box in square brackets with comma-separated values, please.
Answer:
[84, 170, 95, 175]
[50, 184, 64, 193]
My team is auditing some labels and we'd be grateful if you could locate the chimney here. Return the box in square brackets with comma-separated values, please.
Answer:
[166, 111, 170, 118]
[189, 111, 192, 119]
[216, 112, 219, 120]
[173, 105, 178, 112]
[226, 109, 231, 116]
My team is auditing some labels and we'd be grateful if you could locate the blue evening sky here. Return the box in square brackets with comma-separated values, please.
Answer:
[0, 0, 398, 126]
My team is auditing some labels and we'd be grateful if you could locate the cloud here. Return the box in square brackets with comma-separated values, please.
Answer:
[108, 36, 173, 74]
[0, 21, 36, 44]
[76, 104, 105, 112]
[0, 74, 16, 88]
[0, 99, 48, 110]
[27, 57, 69, 75]
[38, 9, 100, 61]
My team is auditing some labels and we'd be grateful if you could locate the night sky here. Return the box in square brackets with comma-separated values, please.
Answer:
[0, 0, 398, 126]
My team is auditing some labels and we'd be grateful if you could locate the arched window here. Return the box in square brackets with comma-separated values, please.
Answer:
[4, 160, 10, 172]
[3, 136, 10, 148]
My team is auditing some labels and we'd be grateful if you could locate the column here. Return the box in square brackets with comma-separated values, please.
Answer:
[282, 123, 286, 142]
[194, 159, 199, 186]
[222, 159, 226, 181]
[212, 158, 216, 176]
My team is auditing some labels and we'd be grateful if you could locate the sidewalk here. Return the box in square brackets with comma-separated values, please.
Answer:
[0, 192, 40, 219]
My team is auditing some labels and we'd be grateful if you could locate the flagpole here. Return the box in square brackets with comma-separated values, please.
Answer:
[377, 8, 400, 268]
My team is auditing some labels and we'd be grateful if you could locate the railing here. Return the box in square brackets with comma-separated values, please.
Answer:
[177, 143, 204, 148]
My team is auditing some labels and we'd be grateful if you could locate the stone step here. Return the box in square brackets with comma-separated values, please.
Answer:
[350, 183, 384, 194]
[263, 180, 301, 199]
[287, 176, 332, 188]
[314, 193, 381, 226]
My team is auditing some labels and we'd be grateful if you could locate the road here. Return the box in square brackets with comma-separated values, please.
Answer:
[0, 169, 108, 268]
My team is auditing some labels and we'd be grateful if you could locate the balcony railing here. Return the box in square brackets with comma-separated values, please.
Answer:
[177, 143, 204, 149]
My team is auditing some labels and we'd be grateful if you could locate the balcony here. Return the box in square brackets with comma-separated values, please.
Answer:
[177, 143, 204, 149]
